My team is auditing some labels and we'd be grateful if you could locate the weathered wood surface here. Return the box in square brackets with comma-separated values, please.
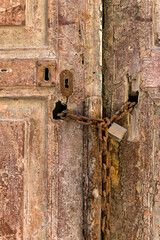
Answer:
[103, 0, 160, 239]
[0, 0, 25, 26]
[0, 0, 102, 239]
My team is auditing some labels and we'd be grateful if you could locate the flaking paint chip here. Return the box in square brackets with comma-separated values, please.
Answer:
[108, 123, 127, 142]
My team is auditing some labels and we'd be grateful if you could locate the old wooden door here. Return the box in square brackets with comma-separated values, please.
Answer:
[0, 0, 102, 240]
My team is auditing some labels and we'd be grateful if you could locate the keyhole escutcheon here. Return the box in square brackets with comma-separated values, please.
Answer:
[60, 70, 73, 97]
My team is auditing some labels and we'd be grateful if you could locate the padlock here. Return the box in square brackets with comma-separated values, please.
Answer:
[108, 123, 127, 142]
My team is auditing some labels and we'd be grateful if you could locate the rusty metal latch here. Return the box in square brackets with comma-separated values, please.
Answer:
[58, 101, 136, 239]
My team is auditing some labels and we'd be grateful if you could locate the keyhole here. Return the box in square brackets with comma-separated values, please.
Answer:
[65, 78, 69, 88]
[1, 69, 7, 72]
[44, 67, 50, 82]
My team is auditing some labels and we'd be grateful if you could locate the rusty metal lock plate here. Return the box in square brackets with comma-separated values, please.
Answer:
[36, 60, 57, 87]
[108, 123, 127, 142]
[60, 70, 73, 97]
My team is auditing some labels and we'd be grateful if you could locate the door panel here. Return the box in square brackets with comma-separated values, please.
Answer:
[0, 120, 24, 239]
[0, 0, 57, 58]
[0, 98, 47, 239]
[0, 60, 36, 86]
[0, 0, 47, 47]
[0, 0, 25, 26]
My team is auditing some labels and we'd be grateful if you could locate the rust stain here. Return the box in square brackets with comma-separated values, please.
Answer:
[82, 11, 89, 19]
[144, 210, 151, 216]
[141, 130, 146, 141]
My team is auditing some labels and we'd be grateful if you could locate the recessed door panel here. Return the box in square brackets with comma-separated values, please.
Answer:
[0, 0, 48, 48]
[0, 98, 47, 239]
[0, 0, 26, 26]
[0, 120, 24, 239]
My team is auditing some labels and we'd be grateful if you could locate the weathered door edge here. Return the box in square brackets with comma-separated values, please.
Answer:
[83, 0, 103, 239]
[57, 0, 102, 239]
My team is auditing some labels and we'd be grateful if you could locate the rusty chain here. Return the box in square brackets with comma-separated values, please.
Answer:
[58, 101, 136, 130]
[58, 101, 136, 239]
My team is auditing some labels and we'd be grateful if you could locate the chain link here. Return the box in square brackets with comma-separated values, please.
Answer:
[58, 101, 136, 239]
[58, 101, 136, 129]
